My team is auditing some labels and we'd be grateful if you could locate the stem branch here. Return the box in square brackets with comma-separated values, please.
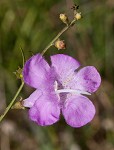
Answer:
[41, 19, 76, 55]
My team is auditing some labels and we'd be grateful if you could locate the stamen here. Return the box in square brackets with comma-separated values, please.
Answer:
[56, 89, 91, 95]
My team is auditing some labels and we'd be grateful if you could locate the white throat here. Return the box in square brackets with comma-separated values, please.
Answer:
[54, 81, 91, 96]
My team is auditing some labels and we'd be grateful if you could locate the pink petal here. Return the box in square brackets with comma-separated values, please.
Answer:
[62, 95, 95, 127]
[29, 94, 60, 126]
[68, 66, 101, 93]
[51, 54, 80, 84]
[23, 54, 50, 89]
[23, 89, 42, 108]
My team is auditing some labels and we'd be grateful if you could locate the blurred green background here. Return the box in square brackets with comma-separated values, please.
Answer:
[0, 0, 114, 150]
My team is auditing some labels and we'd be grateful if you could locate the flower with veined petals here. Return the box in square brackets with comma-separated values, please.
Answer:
[23, 54, 101, 127]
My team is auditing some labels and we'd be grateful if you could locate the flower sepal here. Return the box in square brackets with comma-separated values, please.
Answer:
[12, 97, 25, 110]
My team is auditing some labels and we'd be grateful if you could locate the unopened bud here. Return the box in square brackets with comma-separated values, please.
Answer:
[14, 67, 23, 79]
[75, 12, 81, 20]
[59, 14, 69, 25]
[55, 39, 66, 50]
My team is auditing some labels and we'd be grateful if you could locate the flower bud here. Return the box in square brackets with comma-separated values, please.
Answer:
[14, 67, 23, 79]
[59, 14, 69, 25]
[75, 12, 81, 20]
[55, 39, 66, 50]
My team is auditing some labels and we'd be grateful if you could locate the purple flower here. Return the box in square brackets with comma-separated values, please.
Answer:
[23, 54, 101, 127]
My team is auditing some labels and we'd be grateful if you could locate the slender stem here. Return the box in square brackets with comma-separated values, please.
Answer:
[0, 82, 24, 122]
[41, 19, 76, 55]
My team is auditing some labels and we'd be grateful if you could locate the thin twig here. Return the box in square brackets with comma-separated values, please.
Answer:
[0, 82, 24, 122]
[41, 19, 76, 55]
[20, 47, 25, 67]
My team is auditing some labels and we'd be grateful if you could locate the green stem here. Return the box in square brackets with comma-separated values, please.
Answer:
[0, 82, 24, 122]
[41, 19, 76, 55]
